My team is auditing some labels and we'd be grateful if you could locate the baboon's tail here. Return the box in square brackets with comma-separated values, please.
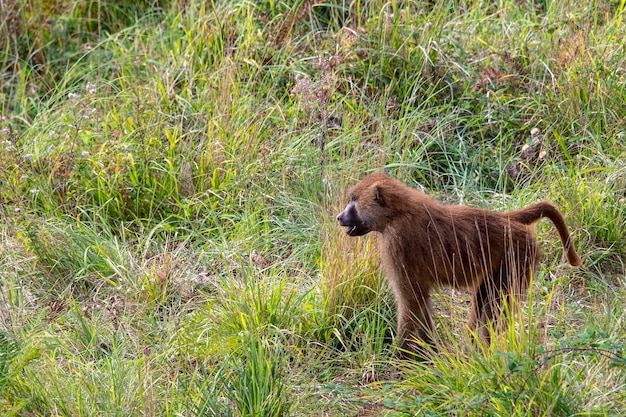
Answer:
[507, 201, 582, 267]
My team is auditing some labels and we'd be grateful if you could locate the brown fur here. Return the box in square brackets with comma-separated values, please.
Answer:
[337, 172, 582, 356]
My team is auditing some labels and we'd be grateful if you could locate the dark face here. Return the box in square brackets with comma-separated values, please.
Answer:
[336, 199, 372, 236]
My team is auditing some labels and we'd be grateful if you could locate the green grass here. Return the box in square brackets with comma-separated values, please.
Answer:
[1, 0, 626, 415]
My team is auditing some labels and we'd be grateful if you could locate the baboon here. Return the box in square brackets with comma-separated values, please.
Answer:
[337, 172, 582, 356]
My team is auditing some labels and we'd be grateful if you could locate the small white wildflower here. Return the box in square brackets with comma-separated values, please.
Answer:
[5, 145, 14, 152]
[90, 107, 97, 114]
[86, 82, 96, 95]
[0, 127, 10, 135]
[67, 92, 81, 100]
[530, 127, 540, 136]
[48, 130, 56, 136]
[23, 153, 33, 160]
[82, 151, 90, 157]
[0, 116, 6, 122]
[29, 189, 39, 194]
[521, 144, 530, 152]
[14, 207, 21, 214]
[20, 175, 27, 179]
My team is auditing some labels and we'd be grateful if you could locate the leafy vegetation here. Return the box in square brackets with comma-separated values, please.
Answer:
[1, 0, 625, 415]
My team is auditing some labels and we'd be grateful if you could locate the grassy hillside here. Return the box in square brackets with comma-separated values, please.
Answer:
[1, 0, 625, 415]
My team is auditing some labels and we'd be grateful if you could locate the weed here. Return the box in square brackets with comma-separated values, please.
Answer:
[1, 0, 625, 415]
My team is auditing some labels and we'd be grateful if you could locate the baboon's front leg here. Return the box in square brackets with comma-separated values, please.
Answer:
[396, 294, 436, 357]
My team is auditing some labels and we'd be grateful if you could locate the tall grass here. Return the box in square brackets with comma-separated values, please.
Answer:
[1, 0, 625, 415]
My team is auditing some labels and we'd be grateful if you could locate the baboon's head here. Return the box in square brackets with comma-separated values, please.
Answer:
[337, 173, 395, 236]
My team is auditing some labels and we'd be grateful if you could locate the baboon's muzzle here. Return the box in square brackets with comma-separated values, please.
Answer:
[337, 202, 371, 236]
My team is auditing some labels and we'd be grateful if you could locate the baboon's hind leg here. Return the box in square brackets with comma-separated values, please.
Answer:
[468, 262, 512, 345]
[468, 255, 534, 345]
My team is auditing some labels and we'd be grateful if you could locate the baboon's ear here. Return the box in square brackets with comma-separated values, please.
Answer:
[373, 185, 386, 207]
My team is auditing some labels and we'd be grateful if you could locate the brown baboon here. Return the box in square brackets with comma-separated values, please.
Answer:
[336, 172, 582, 356]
